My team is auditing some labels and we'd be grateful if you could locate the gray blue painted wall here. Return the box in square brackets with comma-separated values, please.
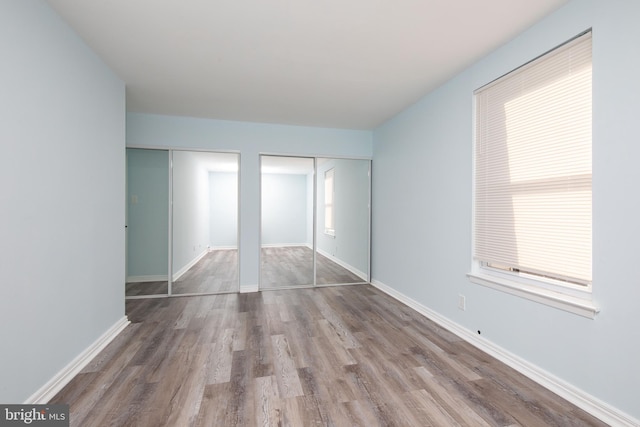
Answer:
[0, 0, 125, 403]
[372, 0, 640, 419]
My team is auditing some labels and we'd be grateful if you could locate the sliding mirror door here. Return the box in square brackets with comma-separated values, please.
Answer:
[172, 151, 239, 295]
[316, 158, 370, 285]
[126, 148, 169, 297]
[261, 156, 315, 288]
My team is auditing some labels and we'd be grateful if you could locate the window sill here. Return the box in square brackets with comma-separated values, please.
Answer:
[467, 272, 599, 319]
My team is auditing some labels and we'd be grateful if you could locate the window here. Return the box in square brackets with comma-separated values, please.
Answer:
[469, 31, 597, 318]
[324, 168, 335, 236]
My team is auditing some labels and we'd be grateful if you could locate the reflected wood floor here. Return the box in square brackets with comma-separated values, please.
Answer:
[125, 280, 168, 297]
[173, 249, 238, 294]
[261, 246, 365, 288]
[51, 285, 606, 427]
[126, 249, 238, 297]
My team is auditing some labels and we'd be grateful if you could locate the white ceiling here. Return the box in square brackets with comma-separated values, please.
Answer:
[46, 0, 568, 130]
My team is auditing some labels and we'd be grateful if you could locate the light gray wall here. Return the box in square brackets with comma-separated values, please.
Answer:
[261, 174, 309, 246]
[126, 149, 169, 278]
[127, 113, 372, 288]
[0, 0, 125, 403]
[316, 159, 370, 277]
[209, 172, 238, 248]
[372, 0, 640, 419]
[172, 151, 210, 275]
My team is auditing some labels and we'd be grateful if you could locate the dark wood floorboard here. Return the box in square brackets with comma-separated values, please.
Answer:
[51, 285, 607, 427]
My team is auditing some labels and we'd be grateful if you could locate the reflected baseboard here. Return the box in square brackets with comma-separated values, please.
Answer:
[172, 249, 208, 281]
[126, 275, 168, 283]
[316, 248, 367, 281]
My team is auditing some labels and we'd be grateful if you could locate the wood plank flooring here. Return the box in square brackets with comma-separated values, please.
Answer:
[261, 246, 365, 288]
[51, 285, 606, 427]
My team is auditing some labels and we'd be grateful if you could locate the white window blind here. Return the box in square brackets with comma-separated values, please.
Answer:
[324, 168, 335, 235]
[474, 32, 592, 286]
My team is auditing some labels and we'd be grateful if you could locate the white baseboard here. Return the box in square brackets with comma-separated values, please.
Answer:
[25, 316, 130, 404]
[370, 279, 639, 427]
[316, 248, 367, 281]
[240, 284, 259, 293]
[173, 249, 208, 281]
[126, 274, 167, 283]
[209, 246, 237, 251]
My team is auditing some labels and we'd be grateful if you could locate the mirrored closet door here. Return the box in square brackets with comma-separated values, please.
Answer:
[125, 148, 239, 298]
[315, 158, 370, 285]
[260, 155, 370, 289]
[125, 148, 170, 297]
[172, 151, 239, 295]
[260, 156, 315, 288]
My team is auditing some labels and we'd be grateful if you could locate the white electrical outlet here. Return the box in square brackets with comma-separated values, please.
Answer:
[458, 294, 466, 311]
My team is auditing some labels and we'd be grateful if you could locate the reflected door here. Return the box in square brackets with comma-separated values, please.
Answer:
[260, 155, 315, 288]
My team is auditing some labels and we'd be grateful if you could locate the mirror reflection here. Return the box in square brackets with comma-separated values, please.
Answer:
[260, 155, 371, 289]
[125, 148, 169, 296]
[172, 151, 239, 295]
[316, 158, 370, 285]
[260, 156, 315, 288]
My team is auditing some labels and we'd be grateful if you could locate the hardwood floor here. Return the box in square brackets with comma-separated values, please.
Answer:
[51, 285, 606, 427]
[261, 246, 365, 288]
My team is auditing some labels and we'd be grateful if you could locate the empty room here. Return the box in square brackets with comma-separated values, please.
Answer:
[2, 0, 639, 426]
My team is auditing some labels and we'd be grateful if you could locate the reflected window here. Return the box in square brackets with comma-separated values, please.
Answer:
[324, 168, 335, 236]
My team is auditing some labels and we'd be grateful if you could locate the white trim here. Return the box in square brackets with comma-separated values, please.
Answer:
[25, 316, 130, 404]
[240, 284, 259, 293]
[126, 274, 167, 283]
[172, 248, 208, 281]
[467, 272, 599, 319]
[258, 151, 372, 162]
[316, 248, 367, 281]
[370, 279, 638, 427]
